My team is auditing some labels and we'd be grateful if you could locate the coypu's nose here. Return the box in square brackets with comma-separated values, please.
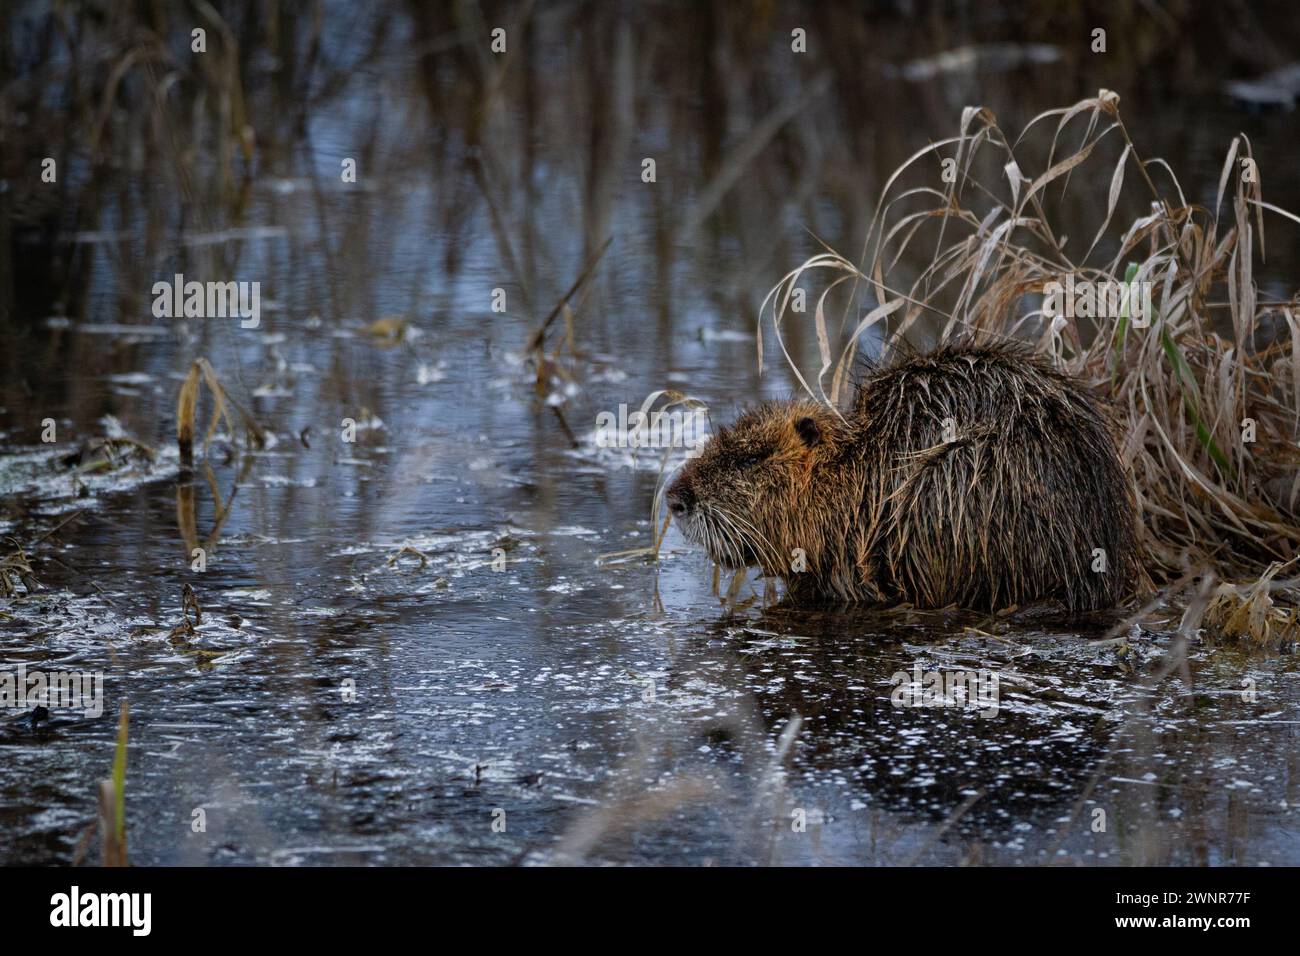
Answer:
[666, 477, 695, 517]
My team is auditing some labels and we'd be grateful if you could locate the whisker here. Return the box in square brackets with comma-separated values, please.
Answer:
[711, 508, 756, 567]
[704, 505, 744, 567]
[716, 507, 783, 572]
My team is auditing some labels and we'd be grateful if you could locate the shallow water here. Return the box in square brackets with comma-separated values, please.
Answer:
[2, 2, 1299, 866]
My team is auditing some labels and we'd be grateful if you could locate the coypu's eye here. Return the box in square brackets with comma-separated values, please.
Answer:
[734, 448, 769, 469]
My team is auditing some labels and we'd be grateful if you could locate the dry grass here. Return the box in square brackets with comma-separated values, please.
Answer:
[759, 91, 1300, 646]
[1203, 559, 1300, 649]
[176, 357, 266, 471]
[0, 542, 38, 597]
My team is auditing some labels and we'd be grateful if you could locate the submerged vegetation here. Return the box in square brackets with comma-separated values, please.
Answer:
[757, 92, 1300, 647]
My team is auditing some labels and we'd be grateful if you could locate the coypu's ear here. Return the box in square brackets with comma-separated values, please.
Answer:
[794, 416, 821, 447]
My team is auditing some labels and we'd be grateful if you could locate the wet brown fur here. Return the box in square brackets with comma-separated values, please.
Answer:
[666, 340, 1145, 612]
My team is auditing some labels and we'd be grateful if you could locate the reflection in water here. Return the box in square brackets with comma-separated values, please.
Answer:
[1, 2, 1299, 865]
[549, 601, 1298, 865]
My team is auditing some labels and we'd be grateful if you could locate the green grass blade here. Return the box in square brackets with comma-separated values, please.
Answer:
[1157, 326, 1234, 476]
[112, 699, 128, 844]
[1109, 262, 1138, 386]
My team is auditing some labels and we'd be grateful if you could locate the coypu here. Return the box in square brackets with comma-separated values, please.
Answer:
[666, 340, 1143, 612]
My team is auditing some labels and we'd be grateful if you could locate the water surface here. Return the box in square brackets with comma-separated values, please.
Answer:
[2, 1, 1298, 866]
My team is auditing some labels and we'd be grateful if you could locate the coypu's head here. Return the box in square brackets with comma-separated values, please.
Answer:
[666, 399, 854, 576]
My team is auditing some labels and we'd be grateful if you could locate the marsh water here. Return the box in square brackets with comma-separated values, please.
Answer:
[2, 2, 1299, 865]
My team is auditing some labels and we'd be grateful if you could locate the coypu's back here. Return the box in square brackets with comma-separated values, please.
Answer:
[851, 339, 1143, 611]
